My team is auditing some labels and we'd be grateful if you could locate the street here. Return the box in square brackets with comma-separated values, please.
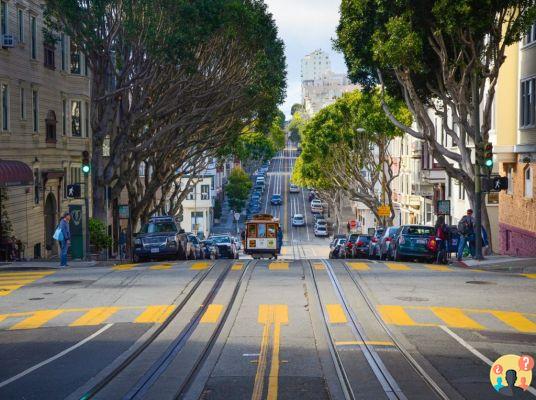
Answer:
[0, 147, 535, 399]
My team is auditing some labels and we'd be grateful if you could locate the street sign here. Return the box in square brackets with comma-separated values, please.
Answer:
[377, 205, 391, 217]
[118, 205, 129, 219]
[67, 184, 81, 198]
[234, 212, 241, 221]
[436, 200, 451, 216]
[483, 176, 508, 192]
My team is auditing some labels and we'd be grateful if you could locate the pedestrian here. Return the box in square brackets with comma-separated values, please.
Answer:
[457, 209, 475, 261]
[55, 212, 71, 267]
[276, 226, 283, 255]
[434, 216, 449, 264]
[118, 229, 127, 261]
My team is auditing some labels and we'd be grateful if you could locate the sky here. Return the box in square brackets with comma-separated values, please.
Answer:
[264, 0, 347, 118]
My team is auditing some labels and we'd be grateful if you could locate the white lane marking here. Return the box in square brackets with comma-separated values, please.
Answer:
[0, 323, 114, 388]
[440, 325, 536, 397]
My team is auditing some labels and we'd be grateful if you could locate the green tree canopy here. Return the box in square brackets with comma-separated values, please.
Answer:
[226, 167, 253, 212]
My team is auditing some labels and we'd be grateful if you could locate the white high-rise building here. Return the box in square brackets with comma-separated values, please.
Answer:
[301, 49, 331, 81]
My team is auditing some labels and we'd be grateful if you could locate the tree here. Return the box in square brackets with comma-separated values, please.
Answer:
[0, 188, 12, 241]
[336, 0, 536, 245]
[45, 0, 286, 226]
[290, 103, 305, 116]
[226, 168, 253, 212]
[293, 90, 411, 225]
[288, 111, 307, 143]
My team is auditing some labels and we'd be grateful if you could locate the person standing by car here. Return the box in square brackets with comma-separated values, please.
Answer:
[118, 229, 127, 261]
[58, 212, 71, 267]
[434, 216, 449, 264]
[277, 227, 283, 254]
[457, 209, 475, 261]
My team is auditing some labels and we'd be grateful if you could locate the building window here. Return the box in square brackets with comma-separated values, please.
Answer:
[0, 1, 7, 36]
[84, 101, 89, 137]
[507, 165, 514, 195]
[1, 84, 8, 131]
[34, 169, 39, 204]
[525, 166, 533, 198]
[201, 184, 210, 200]
[70, 166, 81, 185]
[20, 87, 25, 119]
[30, 15, 36, 59]
[524, 22, 536, 46]
[70, 41, 81, 74]
[45, 110, 57, 142]
[62, 99, 66, 135]
[17, 9, 24, 42]
[44, 44, 55, 69]
[32, 90, 38, 132]
[60, 34, 66, 70]
[520, 78, 536, 128]
[71, 100, 81, 136]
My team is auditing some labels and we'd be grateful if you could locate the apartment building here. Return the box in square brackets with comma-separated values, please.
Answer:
[498, 22, 536, 256]
[0, 0, 91, 259]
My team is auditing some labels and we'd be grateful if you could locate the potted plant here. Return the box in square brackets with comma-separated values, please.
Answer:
[89, 218, 112, 261]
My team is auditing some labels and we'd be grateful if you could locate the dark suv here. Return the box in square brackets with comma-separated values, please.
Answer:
[133, 216, 189, 262]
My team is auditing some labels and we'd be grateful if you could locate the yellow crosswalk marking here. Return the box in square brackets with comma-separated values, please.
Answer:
[326, 304, 347, 324]
[191, 262, 211, 270]
[378, 305, 418, 326]
[490, 311, 536, 333]
[269, 262, 289, 270]
[523, 273, 536, 279]
[232, 263, 244, 270]
[385, 262, 411, 271]
[0, 271, 55, 296]
[10, 310, 64, 330]
[135, 305, 175, 323]
[313, 263, 325, 270]
[112, 264, 138, 271]
[425, 264, 452, 272]
[150, 263, 173, 270]
[347, 262, 370, 271]
[431, 307, 485, 330]
[200, 304, 224, 323]
[70, 307, 120, 326]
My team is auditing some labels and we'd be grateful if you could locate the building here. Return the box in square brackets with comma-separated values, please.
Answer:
[0, 0, 91, 259]
[300, 49, 359, 117]
[497, 22, 536, 256]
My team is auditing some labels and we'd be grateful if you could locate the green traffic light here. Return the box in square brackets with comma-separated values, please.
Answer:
[485, 159, 493, 168]
[82, 165, 91, 174]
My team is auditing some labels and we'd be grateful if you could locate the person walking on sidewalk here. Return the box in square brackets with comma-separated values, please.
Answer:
[277, 227, 283, 255]
[457, 209, 475, 261]
[58, 212, 71, 267]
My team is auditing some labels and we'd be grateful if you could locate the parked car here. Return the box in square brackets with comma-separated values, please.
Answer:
[368, 228, 385, 259]
[352, 235, 372, 258]
[311, 199, 323, 213]
[187, 234, 202, 259]
[256, 176, 266, 185]
[270, 194, 282, 205]
[133, 216, 189, 262]
[201, 239, 219, 260]
[379, 227, 400, 260]
[340, 233, 360, 258]
[314, 225, 328, 237]
[330, 234, 347, 250]
[210, 235, 239, 259]
[292, 214, 305, 227]
[289, 184, 300, 193]
[390, 225, 437, 262]
[254, 183, 264, 193]
[329, 238, 347, 259]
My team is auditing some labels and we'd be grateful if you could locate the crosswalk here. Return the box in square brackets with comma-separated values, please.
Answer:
[378, 305, 536, 333]
[347, 261, 451, 272]
[112, 261, 212, 271]
[0, 271, 55, 296]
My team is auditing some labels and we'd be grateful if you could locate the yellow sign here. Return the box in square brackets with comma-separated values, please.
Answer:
[377, 205, 391, 217]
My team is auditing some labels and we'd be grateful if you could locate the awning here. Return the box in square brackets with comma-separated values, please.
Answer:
[0, 159, 33, 187]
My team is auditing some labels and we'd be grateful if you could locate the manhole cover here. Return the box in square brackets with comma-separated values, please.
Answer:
[42, 292, 53, 295]
[29, 297, 44, 301]
[465, 280, 496, 285]
[53, 280, 85, 285]
[396, 296, 429, 302]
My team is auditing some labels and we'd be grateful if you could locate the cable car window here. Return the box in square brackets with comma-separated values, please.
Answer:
[258, 223, 266, 238]
[267, 224, 276, 238]
[248, 224, 256, 237]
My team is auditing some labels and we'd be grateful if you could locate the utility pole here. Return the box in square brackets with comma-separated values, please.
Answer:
[472, 70, 483, 260]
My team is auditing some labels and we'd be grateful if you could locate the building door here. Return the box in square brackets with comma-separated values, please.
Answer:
[44, 193, 57, 255]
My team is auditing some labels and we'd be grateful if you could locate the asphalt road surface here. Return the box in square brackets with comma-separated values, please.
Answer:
[0, 145, 535, 400]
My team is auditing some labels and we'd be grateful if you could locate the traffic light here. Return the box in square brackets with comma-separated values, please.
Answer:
[82, 151, 91, 175]
[483, 142, 493, 169]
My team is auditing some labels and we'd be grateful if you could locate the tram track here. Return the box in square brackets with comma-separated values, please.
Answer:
[77, 259, 256, 400]
[307, 259, 450, 400]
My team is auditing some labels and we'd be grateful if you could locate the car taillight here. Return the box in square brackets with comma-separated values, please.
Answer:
[356, 241, 364, 246]
[347, 242, 353, 247]
[385, 238, 391, 242]
[427, 237, 437, 251]
[372, 237, 378, 243]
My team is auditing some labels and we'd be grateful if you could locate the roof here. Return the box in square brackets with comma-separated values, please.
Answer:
[0, 160, 33, 187]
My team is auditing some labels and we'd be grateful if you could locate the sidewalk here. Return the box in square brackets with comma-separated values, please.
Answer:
[0, 260, 100, 270]
[211, 197, 243, 236]
[453, 255, 536, 273]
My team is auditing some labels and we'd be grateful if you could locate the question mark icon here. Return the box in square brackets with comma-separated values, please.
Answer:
[518, 355, 535, 371]
[494, 364, 503, 374]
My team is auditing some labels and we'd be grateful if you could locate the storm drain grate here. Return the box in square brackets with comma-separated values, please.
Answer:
[465, 280, 496, 285]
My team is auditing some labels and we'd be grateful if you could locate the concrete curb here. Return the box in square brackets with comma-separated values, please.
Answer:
[451, 258, 536, 273]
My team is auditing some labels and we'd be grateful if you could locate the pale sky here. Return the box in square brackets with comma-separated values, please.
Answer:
[264, 0, 347, 118]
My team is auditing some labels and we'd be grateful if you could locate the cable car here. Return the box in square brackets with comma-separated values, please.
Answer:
[243, 214, 280, 259]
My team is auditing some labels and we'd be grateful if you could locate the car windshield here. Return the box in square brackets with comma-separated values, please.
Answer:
[317, 226, 326, 231]
[211, 236, 231, 244]
[139, 222, 177, 234]
[348, 234, 360, 243]
[388, 228, 400, 237]
[337, 239, 347, 245]
[294, 215, 303, 220]
[272, 195, 281, 199]
[375, 229, 385, 237]
[404, 226, 435, 236]
[357, 236, 370, 242]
